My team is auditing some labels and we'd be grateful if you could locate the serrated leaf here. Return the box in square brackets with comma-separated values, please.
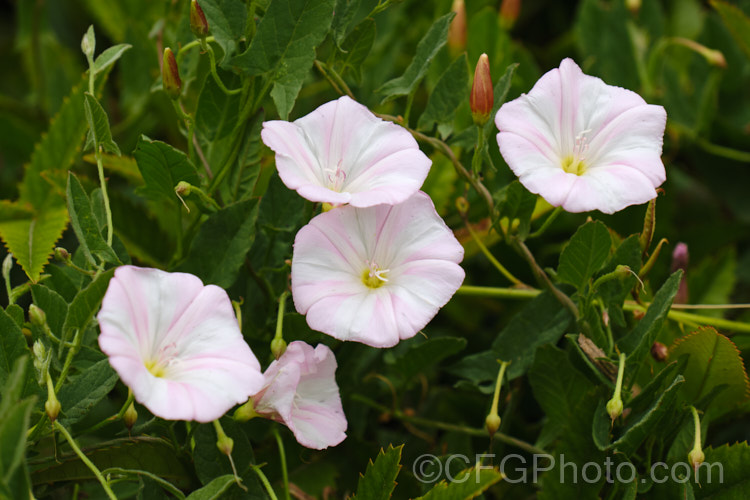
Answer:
[619, 270, 682, 363]
[494, 181, 537, 239]
[416, 467, 503, 500]
[133, 136, 200, 203]
[57, 359, 118, 427]
[179, 198, 260, 288]
[392, 337, 466, 381]
[92, 43, 132, 74]
[83, 93, 120, 156]
[670, 327, 750, 412]
[418, 54, 469, 139]
[185, 475, 237, 500]
[352, 445, 402, 500]
[711, 0, 750, 59]
[335, 18, 376, 83]
[0, 206, 69, 282]
[376, 13, 454, 103]
[198, 0, 247, 64]
[557, 220, 611, 290]
[66, 173, 120, 267]
[30, 437, 192, 489]
[231, 0, 335, 119]
[0, 309, 28, 391]
[492, 290, 574, 379]
[61, 268, 114, 341]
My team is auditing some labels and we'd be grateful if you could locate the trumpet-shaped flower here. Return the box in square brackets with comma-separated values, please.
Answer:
[261, 96, 431, 208]
[495, 58, 667, 214]
[97, 266, 264, 423]
[291, 191, 465, 348]
[252, 341, 346, 450]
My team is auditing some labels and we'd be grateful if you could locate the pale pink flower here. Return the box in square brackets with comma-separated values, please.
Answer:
[253, 341, 346, 450]
[261, 96, 431, 207]
[291, 191, 465, 348]
[97, 266, 264, 423]
[495, 58, 667, 214]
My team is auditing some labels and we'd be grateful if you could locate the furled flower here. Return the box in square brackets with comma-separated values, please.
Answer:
[97, 266, 264, 423]
[291, 191, 465, 348]
[495, 58, 667, 214]
[261, 96, 431, 208]
[252, 341, 346, 450]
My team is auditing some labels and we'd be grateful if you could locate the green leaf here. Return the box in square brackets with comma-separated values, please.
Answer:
[133, 136, 200, 203]
[391, 337, 466, 381]
[185, 475, 237, 500]
[557, 221, 611, 291]
[492, 290, 574, 380]
[418, 54, 469, 139]
[334, 18, 376, 83]
[231, 0, 335, 119]
[331, 0, 363, 47]
[352, 445, 402, 500]
[92, 43, 132, 74]
[699, 442, 750, 498]
[0, 356, 30, 422]
[66, 173, 120, 267]
[198, 0, 247, 64]
[711, 0, 750, 59]
[0, 398, 35, 484]
[179, 198, 260, 288]
[596, 234, 642, 327]
[57, 359, 119, 427]
[416, 467, 503, 500]
[448, 351, 499, 394]
[61, 268, 115, 341]
[494, 181, 537, 240]
[220, 111, 265, 203]
[376, 13, 454, 103]
[619, 270, 682, 363]
[31, 437, 193, 489]
[670, 326, 750, 412]
[0, 206, 69, 282]
[83, 93, 120, 155]
[195, 69, 243, 173]
[0, 309, 28, 390]
[30, 284, 68, 339]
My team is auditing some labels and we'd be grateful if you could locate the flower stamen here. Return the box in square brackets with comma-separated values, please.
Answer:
[562, 129, 591, 176]
[324, 159, 347, 191]
[362, 260, 389, 289]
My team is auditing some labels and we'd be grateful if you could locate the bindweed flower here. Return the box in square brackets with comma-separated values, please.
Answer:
[291, 191, 465, 348]
[495, 58, 667, 214]
[97, 266, 264, 423]
[252, 341, 346, 450]
[261, 96, 431, 208]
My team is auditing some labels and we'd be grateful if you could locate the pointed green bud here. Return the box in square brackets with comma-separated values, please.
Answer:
[81, 25, 96, 60]
[485, 412, 501, 436]
[270, 337, 287, 359]
[213, 420, 234, 456]
[471, 54, 493, 126]
[54, 247, 71, 262]
[45, 373, 61, 422]
[29, 304, 47, 328]
[606, 396, 623, 421]
[124, 401, 138, 430]
[688, 406, 705, 473]
[2, 253, 12, 280]
[190, 0, 210, 39]
[162, 48, 182, 100]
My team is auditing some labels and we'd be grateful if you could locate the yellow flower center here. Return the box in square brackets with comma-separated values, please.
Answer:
[362, 260, 389, 289]
[562, 156, 586, 176]
[144, 359, 166, 378]
[562, 129, 591, 176]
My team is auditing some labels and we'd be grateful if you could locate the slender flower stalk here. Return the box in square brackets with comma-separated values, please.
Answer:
[486, 361, 510, 436]
[688, 406, 705, 473]
[606, 352, 626, 421]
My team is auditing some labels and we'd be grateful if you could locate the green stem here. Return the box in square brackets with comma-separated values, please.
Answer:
[175, 202, 183, 261]
[352, 394, 545, 456]
[94, 149, 113, 246]
[55, 421, 117, 500]
[176, 36, 216, 63]
[273, 429, 291, 500]
[202, 41, 242, 95]
[624, 302, 750, 334]
[171, 100, 196, 160]
[251, 465, 279, 500]
[102, 468, 186, 500]
[528, 206, 563, 239]
[56, 327, 84, 391]
[274, 291, 290, 342]
[690, 406, 701, 450]
[456, 285, 540, 300]
[403, 90, 416, 126]
[79, 391, 135, 436]
[471, 126, 484, 176]
[464, 220, 523, 286]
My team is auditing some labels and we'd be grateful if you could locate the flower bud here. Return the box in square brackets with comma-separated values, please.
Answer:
[448, 0, 466, 54]
[499, 0, 521, 29]
[650, 341, 668, 362]
[190, 0, 210, 39]
[270, 337, 287, 359]
[688, 406, 704, 473]
[606, 396, 623, 421]
[625, 0, 641, 14]
[485, 412, 501, 436]
[455, 196, 469, 215]
[29, 304, 47, 328]
[124, 401, 138, 430]
[233, 398, 259, 422]
[45, 373, 61, 422]
[2, 252, 12, 280]
[470, 54, 494, 126]
[54, 247, 71, 262]
[162, 48, 182, 100]
[81, 25, 96, 60]
[688, 447, 705, 474]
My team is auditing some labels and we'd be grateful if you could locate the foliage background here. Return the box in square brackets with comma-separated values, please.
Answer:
[1, 0, 750, 498]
